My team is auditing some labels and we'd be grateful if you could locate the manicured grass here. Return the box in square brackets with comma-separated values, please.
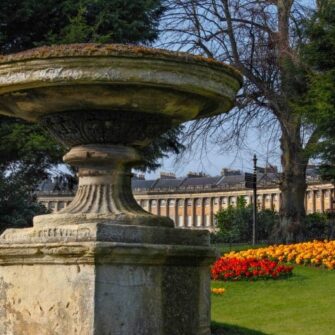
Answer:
[211, 266, 335, 335]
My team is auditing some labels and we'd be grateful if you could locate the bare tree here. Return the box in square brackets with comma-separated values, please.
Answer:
[160, 0, 319, 242]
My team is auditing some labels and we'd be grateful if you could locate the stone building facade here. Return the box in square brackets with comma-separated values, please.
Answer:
[37, 169, 335, 231]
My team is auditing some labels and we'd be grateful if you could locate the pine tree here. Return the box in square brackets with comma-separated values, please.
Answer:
[301, 0, 335, 182]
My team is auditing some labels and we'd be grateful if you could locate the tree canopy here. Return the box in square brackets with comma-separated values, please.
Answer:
[0, 0, 164, 54]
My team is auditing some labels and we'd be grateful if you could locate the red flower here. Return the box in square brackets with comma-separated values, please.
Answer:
[211, 257, 294, 281]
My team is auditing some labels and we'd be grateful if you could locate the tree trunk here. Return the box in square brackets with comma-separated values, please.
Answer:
[275, 121, 308, 243]
[273, 1, 308, 243]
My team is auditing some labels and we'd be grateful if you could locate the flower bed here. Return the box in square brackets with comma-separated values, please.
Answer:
[225, 240, 335, 269]
[211, 257, 293, 281]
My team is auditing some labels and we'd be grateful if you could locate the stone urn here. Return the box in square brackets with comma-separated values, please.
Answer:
[0, 44, 242, 335]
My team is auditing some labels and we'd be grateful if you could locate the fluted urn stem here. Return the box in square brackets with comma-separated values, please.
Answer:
[33, 144, 173, 228]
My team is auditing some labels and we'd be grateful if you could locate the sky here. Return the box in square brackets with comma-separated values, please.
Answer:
[145, 123, 282, 179]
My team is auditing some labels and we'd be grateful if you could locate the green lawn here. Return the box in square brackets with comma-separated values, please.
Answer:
[211, 266, 335, 335]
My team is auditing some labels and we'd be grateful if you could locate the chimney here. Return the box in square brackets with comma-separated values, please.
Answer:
[221, 168, 242, 176]
[160, 172, 176, 179]
[186, 171, 207, 178]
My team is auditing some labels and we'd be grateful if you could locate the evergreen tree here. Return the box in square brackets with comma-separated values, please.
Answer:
[0, 0, 164, 54]
[301, 0, 335, 182]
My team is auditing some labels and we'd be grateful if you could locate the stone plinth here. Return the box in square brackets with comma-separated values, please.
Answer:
[0, 225, 215, 335]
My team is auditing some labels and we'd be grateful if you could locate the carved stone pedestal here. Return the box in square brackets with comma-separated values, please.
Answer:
[0, 227, 215, 335]
[0, 142, 216, 335]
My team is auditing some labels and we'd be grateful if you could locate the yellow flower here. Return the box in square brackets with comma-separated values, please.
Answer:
[211, 288, 226, 295]
[223, 240, 335, 270]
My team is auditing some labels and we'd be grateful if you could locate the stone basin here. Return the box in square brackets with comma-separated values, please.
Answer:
[0, 44, 241, 124]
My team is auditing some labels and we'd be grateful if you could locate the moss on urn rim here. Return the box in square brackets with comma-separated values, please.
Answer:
[0, 43, 242, 84]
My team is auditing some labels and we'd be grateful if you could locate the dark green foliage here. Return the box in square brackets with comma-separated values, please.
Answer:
[257, 210, 279, 242]
[300, 0, 335, 181]
[304, 212, 335, 241]
[0, 117, 64, 230]
[0, 0, 164, 54]
[0, 117, 64, 182]
[215, 197, 252, 244]
[0, 173, 49, 233]
[214, 199, 333, 243]
[303, 0, 335, 72]
[214, 197, 279, 244]
[213, 196, 290, 243]
[139, 126, 185, 171]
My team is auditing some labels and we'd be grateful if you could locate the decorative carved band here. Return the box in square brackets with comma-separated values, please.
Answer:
[39, 110, 172, 147]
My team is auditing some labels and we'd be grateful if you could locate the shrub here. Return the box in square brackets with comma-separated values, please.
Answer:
[303, 212, 334, 240]
[214, 197, 278, 243]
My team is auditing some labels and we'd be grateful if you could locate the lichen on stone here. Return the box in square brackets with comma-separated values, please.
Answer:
[0, 43, 242, 83]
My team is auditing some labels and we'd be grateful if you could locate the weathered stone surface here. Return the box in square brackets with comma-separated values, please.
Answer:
[0, 45, 242, 122]
[0, 223, 210, 246]
[0, 240, 215, 335]
[39, 110, 173, 147]
[0, 263, 94, 335]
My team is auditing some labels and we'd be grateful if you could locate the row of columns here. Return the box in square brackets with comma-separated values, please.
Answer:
[140, 194, 282, 228]
[144, 198, 215, 228]
[39, 187, 335, 228]
[305, 189, 335, 213]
